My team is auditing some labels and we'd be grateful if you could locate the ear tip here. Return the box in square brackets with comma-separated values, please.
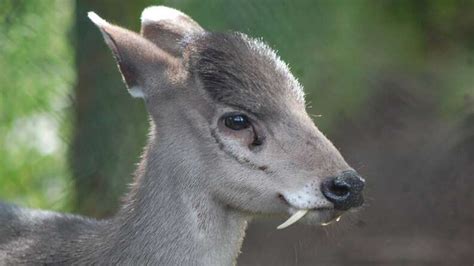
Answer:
[87, 11, 109, 27]
[141, 6, 186, 25]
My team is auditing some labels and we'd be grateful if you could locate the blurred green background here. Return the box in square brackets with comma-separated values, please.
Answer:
[1, 0, 473, 264]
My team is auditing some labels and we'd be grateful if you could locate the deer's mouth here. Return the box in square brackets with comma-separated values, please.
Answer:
[276, 194, 344, 229]
[276, 208, 343, 229]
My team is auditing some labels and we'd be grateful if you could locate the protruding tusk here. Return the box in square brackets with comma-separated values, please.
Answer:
[321, 215, 342, 226]
[277, 209, 309, 230]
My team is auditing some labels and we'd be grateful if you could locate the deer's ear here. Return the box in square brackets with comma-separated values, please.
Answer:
[140, 6, 204, 57]
[88, 12, 179, 98]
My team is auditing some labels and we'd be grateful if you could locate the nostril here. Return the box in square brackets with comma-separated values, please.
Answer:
[329, 179, 351, 197]
[321, 174, 365, 210]
[321, 178, 351, 203]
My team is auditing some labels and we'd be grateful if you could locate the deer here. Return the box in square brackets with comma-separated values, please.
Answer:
[0, 6, 365, 265]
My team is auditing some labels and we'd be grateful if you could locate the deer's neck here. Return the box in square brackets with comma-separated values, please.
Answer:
[102, 140, 249, 265]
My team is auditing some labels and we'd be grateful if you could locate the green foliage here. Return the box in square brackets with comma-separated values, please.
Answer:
[0, 0, 74, 210]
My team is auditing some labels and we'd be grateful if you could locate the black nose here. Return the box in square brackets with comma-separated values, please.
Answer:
[321, 171, 365, 210]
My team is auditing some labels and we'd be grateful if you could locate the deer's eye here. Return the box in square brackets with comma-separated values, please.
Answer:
[224, 114, 251, 130]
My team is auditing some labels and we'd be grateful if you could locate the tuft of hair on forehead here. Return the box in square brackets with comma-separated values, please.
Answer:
[188, 32, 305, 115]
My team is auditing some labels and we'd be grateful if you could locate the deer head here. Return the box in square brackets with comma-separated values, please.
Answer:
[88, 6, 364, 230]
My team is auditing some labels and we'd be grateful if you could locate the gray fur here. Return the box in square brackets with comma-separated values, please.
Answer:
[0, 6, 362, 265]
[189, 32, 305, 114]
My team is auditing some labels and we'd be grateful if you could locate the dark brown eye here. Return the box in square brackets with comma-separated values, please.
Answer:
[224, 114, 251, 130]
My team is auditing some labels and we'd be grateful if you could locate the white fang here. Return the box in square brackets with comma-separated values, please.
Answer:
[276, 209, 309, 230]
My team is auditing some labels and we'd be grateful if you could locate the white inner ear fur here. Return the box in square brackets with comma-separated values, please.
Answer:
[129, 86, 145, 98]
[141, 6, 187, 25]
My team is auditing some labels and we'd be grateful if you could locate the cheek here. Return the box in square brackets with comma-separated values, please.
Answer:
[213, 171, 284, 212]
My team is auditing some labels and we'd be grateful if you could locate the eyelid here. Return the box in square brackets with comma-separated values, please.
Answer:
[224, 104, 261, 121]
[222, 111, 248, 120]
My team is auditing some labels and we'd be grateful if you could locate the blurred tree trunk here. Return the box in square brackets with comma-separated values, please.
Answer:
[71, 0, 149, 217]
